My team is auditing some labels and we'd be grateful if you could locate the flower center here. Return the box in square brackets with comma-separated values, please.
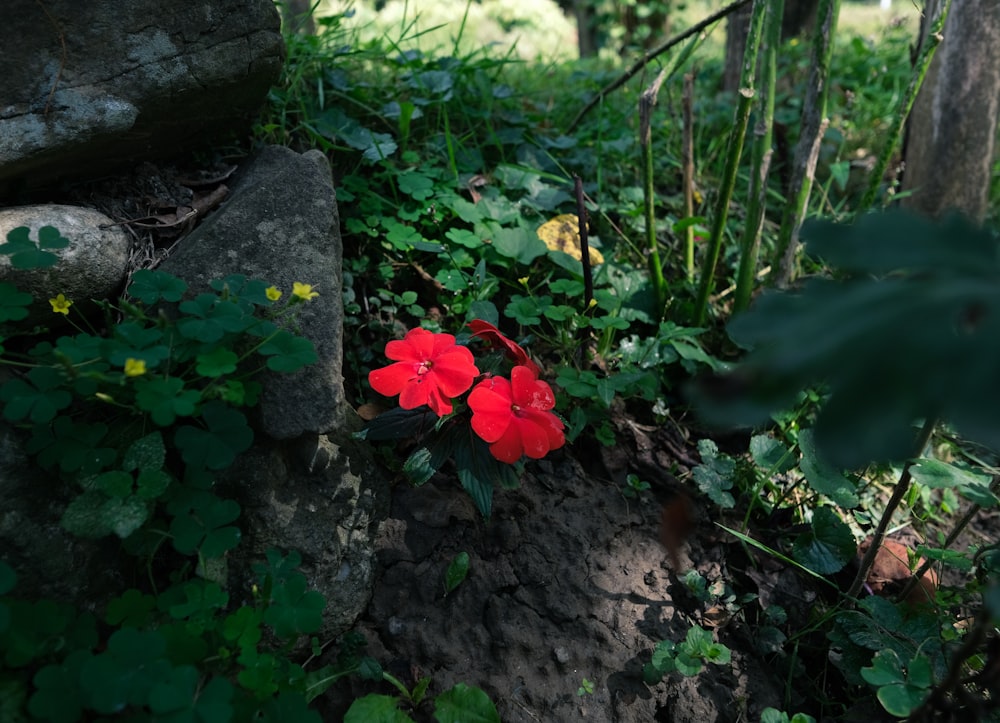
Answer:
[416, 360, 433, 375]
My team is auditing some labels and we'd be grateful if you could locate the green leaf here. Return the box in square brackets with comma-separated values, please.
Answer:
[0, 282, 32, 322]
[264, 573, 325, 638]
[877, 684, 928, 718]
[1, 367, 73, 423]
[28, 649, 90, 723]
[94, 470, 134, 498]
[80, 629, 170, 714]
[29, 417, 115, 473]
[134, 377, 201, 426]
[196, 347, 239, 377]
[174, 402, 253, 470]
[106, 589, 156, 628]
[178, 294, 254, 342]
[169, 490, 241, 557]
[258, 330, 318, 372]
[792, 507, 855, 575]
[691, 439, 735, 508]
[749, 434, 795, 473]
[344, 694, 415, 723]
[61, 491, 149, 539]
[0, 562, 15, 595]
[123, 431, 166, 472]
[910, 458, 990, 488]
[0, 226, 64, 268]
[695, 211, 1000, 468]
[128, 269, 188, 304]
[798, 430, 858, 508]
[433, 683, 500, 723]
[444, 552, 470, 594]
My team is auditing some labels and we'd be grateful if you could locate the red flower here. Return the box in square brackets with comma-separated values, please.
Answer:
[468, 365, 565, 463]
[467, 320, 541, 377]
[369, 328, 480, 416]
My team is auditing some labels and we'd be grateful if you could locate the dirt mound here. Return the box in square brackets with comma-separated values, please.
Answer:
[342, 442, 784, 722]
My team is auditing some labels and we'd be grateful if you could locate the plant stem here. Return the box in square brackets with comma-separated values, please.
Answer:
[732, 0, 782, 314]
[566, 0, 752, 133]
[640, 68, 670, 317]
[682, 72, 696, 282]
[573, 174, 594, 309]
[847, 417, 937, 600]
[771, 0, 841, 288]
[855, 0, 952, 214]
[693, 0, 767, 326]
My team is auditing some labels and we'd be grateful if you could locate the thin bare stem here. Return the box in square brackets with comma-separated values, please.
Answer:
[847, 418, 937, 600]
[566, 0, 752, 133]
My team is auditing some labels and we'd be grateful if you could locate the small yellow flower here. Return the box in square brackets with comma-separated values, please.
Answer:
[292, 282, 319, 301]
[265, 286, 282, 301]
[124, 358, 147, 377]
[49, 294, 73, 315]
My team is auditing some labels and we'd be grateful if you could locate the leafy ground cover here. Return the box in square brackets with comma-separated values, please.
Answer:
[3, 0, 999, 721]
[259, 1, 1000, 720]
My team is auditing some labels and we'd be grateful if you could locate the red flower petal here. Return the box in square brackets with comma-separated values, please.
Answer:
[370, 328, 479, 417]
[468, 377, 514, 443]
[468, 320, 540, 377]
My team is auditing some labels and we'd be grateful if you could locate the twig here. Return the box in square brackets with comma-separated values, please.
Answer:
[566, 0, 752, 134]
[847, 418, 937, 600]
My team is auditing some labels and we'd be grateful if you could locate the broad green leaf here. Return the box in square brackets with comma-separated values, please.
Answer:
[792, 507, 855, 574]
[693, 210, 1000, 468]
[910, 458, 990, 488]
[861, 649, 905, 686]
[433, 683, 500, 723]
[344, 694, 415, 723]
[749, 434, 795, 473]
[798, 430, 858, 508]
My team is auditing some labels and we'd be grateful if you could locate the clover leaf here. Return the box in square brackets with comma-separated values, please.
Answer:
[174, 402, 253, 470]
[127, 269, 187, 304]
[0, 225, 68, 268]
[1, 367, 73, 423]
[257, 330, 317, 372]
[168, 489, 241, 558]
[196, 347, 239, 378]
[0, 282, 32, 322]
[134, 377, 201, 426]
[177, 294, 255, 343]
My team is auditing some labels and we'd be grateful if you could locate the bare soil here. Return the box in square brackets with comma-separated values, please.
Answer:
[334, 421, 791, 722]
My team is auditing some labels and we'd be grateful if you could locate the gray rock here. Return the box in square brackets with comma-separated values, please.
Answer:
[222, 417, 389, 638]
[158, 145, 345, 442]
[0, 204, 131, 317]
[0, 0, 283, 194]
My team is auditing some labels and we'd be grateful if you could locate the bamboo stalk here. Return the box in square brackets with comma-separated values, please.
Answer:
[732, 0, 783, 314]
[771, 0, 841, 288]
[692, 0, 767, 325]
[640, 68, 671, 316]
[682, 73, 696, 282]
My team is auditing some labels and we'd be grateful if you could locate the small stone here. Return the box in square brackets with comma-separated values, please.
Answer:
[387, 616, 406, 636]
[553, 646, 571, 665]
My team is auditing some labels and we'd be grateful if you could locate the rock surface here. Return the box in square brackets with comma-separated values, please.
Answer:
[0, 0, 284, 196]
[0, 204, 131, 318]
[157, 145, 346, 442]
